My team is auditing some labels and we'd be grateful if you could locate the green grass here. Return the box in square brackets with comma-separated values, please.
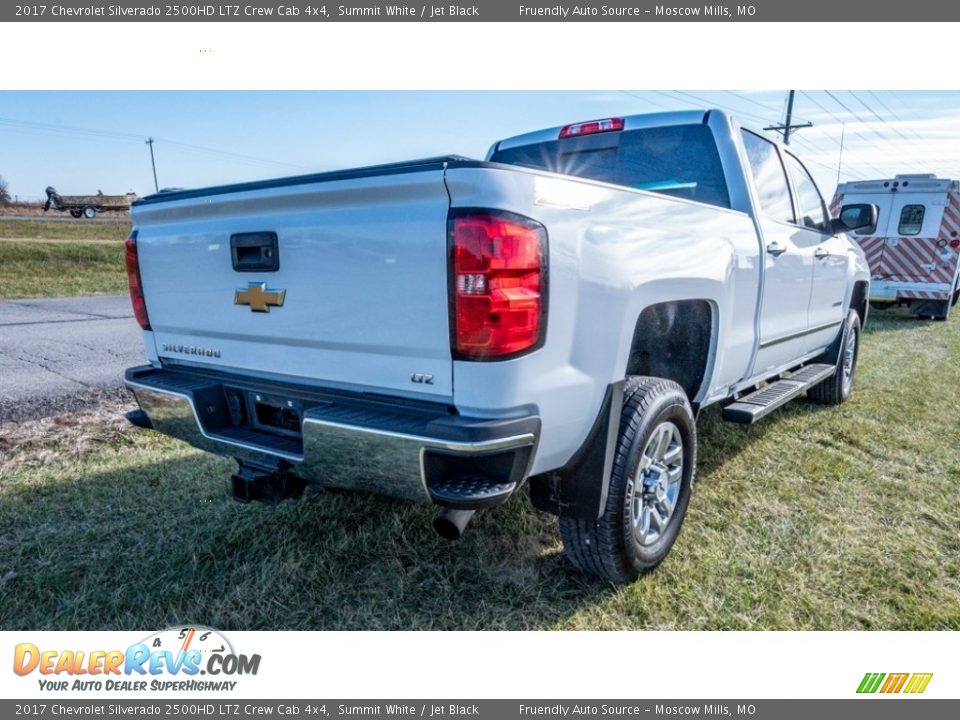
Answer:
[0, 241, 127, 298]
[0, 219, 130, 242]
[1, 308, 958, 630]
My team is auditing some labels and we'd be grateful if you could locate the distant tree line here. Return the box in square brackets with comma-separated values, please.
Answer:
[0, 175, 10, 205]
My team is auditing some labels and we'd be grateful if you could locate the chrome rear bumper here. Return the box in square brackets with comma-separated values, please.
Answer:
[125, 366, 538, 504]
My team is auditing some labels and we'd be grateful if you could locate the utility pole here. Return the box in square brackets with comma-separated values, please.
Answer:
[145, 137, 159, 192]
[764, 90, 813, 145]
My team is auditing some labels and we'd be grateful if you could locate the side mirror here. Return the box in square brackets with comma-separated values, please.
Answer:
[829, 203, 878, 235]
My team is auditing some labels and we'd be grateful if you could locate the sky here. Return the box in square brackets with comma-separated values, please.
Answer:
[2, 90, 959, 202]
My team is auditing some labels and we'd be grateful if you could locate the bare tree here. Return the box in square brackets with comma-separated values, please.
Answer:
[0, 175, 10, 205]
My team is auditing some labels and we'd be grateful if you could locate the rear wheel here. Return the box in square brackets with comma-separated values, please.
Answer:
[951, 277, 959, 308]
[69, 209, 82, 218]
[82, 206, 97, 219]
[933, 299, 952, 322]
[560, 377, 697, 584]
[809, 310, 860, 405]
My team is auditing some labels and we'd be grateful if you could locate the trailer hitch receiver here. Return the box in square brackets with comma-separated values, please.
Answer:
[230, 461, 305, 505]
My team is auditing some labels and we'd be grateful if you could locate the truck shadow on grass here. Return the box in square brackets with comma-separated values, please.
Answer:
[1, 405, 782, 632]
[0, 450, 596, 631]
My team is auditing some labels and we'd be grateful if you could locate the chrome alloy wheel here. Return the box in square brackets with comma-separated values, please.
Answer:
[841, 326, 857, 395]
[631, 421, 684, 546]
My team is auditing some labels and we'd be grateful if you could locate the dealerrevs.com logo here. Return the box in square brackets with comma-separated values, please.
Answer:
[857, 672, 933, 694]
[13, 627, 261, 693]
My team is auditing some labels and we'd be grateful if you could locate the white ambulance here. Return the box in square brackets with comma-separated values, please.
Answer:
[832, 174, 960, 320]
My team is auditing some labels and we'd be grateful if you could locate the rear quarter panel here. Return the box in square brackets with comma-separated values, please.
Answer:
[445, 165, 762, 474]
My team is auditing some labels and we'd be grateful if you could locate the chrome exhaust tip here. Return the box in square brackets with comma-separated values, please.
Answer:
[432, 508, 475, 541]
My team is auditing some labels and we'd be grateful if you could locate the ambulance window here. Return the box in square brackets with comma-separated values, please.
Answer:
[784, 152, 828, 231]
[898, 205, 925, 236]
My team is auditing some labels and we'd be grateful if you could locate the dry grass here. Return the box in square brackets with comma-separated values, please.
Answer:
[0, 240, 126, 298]
[0, 219, 130, 241]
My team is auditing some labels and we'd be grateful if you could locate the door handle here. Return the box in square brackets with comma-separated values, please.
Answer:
[814, 247, 830, 259]
[766, 242, 787, 257]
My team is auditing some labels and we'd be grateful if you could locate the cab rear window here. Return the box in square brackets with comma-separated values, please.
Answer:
[490, 124, 731, 209]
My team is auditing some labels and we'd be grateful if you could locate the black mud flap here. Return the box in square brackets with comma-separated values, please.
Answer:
[528, 380, 624, 521]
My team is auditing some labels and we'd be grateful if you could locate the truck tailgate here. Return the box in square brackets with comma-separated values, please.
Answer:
[131, 165, 454, 398]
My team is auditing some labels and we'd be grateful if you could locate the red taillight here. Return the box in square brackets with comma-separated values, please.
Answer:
[125, 231, 151, 330]
[951, 238, 960, 249]
[451, 211, 546, 360]
[559, 117, 624, 139]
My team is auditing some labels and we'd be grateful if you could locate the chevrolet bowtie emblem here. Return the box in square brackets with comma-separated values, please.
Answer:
[234, 282, 286, 312]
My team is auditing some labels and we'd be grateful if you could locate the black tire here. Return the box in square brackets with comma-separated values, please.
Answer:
[69, 209, 82, 218]
[560, 377, 697, 584]
[808, 310, 861, 405]
[869, 300, 892, 312]
[934, 299, 952, 322]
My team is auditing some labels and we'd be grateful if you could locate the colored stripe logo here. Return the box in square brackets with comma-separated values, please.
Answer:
[857, 672, 933, 694]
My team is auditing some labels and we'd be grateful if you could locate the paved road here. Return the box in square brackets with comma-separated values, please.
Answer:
[0, 295, 144, 422]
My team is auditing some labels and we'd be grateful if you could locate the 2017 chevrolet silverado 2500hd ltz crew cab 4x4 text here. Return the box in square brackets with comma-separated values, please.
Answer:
[123, 110, 877, 583]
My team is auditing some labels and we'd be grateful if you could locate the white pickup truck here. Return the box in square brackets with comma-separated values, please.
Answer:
[124, 110, 876, 583]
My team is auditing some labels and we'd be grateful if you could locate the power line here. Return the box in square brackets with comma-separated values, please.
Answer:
[797, 91, 919, 176]
[707, 91, 867, 180]
[845, 91, 938, 171]
[864, 90, 934, 147]
[724, 90, 814, 125]
[618, 89, 869, 181]
[722, 90, 780, 116]
[711, 91, 862, 178]
[618, 90, 677, 112]
[0, 116, 144, 142]
[823, 90, 871, 125]
[888, 91, 918, 115]
[663, 90, 772, 125]
[616, 89, 869, 183]
[848, 91, 924, 148]
[0, 115, 317, 173]
[820, 91, 937, 172]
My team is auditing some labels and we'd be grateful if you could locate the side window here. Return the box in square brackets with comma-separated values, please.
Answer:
[740, 130, 795, 224]
[785, 153, 828, 231]
[898, 205, 925, 236]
